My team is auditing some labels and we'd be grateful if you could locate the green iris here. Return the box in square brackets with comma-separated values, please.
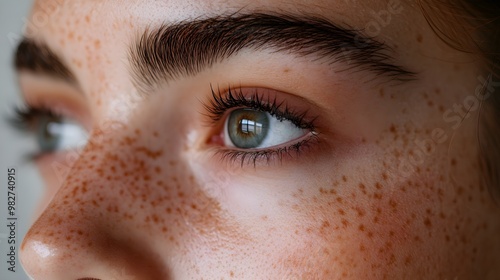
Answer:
[227, 109, 270, 149]
[36, 114, 63, 152]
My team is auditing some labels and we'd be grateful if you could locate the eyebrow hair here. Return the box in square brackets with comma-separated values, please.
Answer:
[130, 12, 415, 91]
[14, 38, 76, 84]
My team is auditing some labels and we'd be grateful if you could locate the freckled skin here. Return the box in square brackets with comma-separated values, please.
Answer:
[18, 0, 500, 279]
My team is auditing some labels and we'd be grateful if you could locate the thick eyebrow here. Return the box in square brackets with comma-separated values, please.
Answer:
[130, 12, 415, 91]
[14, 38, 77, 84]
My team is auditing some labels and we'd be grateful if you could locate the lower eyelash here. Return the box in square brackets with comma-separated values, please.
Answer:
[213, 133, 319, 167]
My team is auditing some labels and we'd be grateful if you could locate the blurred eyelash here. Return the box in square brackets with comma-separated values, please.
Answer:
[7, 104, 59, 132]
[201, 85, 319, 166]
[202, 85, 315, 129]
[5, 104, 62, 161]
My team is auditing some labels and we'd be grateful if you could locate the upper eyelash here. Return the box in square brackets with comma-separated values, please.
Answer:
[8, 104, 58, 132]
[7, 104, 63, 161]
[202, 85, 315, 130]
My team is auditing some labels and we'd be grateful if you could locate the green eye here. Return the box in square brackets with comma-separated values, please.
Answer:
[227, 109, 270, 149]
[34, 113, 87, 153]
[224, 108, 307, 150]
[36, 113, 63, 152]
[11, 107, 89, 155]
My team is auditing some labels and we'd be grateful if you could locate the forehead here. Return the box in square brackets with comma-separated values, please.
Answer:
[28, 0, 418, 64]
[31, 0, 410, 31]
[26, 0, 422, 101]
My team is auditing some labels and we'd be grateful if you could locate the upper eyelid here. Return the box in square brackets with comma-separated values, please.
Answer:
[14, 75, 92, 130]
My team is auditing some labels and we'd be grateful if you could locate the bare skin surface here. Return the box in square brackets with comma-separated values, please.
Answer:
[17, 0, 500, 279]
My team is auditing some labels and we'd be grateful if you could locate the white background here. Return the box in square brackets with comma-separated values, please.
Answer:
[1, 1, 43, 279]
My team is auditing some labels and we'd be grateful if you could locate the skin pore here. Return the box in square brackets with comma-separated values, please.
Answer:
[15, 0, 500, 279]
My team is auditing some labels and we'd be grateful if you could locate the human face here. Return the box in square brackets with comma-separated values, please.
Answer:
[16, 0, 500, 279]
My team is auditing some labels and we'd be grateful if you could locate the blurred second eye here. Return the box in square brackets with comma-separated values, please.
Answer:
[11, 106, 88, 155]
[224, 108, 307, 149]
[36, 113, 88, 153]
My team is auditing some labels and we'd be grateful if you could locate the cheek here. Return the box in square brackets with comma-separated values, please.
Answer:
[275, 150, 493, 279]
[277, 178, 428, 278]
[30, 126, 257, 268]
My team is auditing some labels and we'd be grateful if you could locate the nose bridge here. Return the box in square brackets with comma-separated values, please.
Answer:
[20, 120, 181, 279]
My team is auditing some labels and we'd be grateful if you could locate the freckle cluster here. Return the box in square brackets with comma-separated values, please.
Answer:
[286, 116, 498, 278]
[22, 125, 248, 267]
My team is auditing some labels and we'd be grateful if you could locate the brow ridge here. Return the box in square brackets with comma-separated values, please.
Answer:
[129, 12, 415, 92]
[14, 38, 76, 84]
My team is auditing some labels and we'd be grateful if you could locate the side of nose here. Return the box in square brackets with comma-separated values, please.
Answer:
[20, 125, 175, 280]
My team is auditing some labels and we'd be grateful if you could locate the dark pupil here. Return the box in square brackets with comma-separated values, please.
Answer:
[37, 114, 62, 152]
[228, 109, 269, 149]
